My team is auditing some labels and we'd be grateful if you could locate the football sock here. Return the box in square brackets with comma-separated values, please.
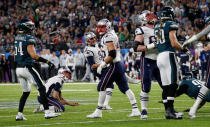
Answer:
[140, 91, 148, 110]
[18, 92, 30, 113]
[167, 84, 177, 111]
[126, 89, 138, 109]
[191, 85, 209, 112]
[103, 88, 113, 106]
[162, 86, 169, 111]
[38, 87, 49, 110]
[97, 91, 106, 110]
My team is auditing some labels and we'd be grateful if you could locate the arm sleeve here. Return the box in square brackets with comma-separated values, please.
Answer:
[87, 56, 95, 67]
[175, 84, 188, 97]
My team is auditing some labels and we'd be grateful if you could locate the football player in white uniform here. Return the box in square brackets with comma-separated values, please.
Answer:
[34, 68, 79, 113]
[83, 32, 113, 110]
[86, 19, 140, 118]
[133, 12, 163, 119]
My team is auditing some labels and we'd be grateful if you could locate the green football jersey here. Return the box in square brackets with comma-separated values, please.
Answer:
[15, 34, 36, 66]
[180, 78, 210, 102]
[154, 20, 178, 53]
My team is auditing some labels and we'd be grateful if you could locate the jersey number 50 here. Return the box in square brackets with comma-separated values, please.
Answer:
[15, 41, 24, 55]
[155, 29, 166, 44]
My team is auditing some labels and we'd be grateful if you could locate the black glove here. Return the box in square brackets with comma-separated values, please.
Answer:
[181, 48, 188, 53]
[47, 61, 55, 70]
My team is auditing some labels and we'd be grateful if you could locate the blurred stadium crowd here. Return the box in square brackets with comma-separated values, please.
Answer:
[0, 0, 209, 83]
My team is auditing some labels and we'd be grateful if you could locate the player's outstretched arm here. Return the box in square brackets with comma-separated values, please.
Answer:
[182, 25, 210, 47]
[27, 45, 55, 69]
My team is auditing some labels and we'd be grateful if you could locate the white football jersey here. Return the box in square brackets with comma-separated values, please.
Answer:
[84, 44, 106, 64]
[45, 74, 65, 97]
[135, 26, 158, 60]
[66, 54, 74, 66]
[100, 30, 121, 63]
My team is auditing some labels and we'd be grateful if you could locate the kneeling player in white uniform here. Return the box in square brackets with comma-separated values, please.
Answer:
[84, 32, 113, 110]
[34, 68, 79, 112]
[86, 19, 140, 118]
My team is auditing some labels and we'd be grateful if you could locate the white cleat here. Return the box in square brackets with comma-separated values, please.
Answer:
[45, 111, 61, 119]
[140, 109, 148, 120]
[16, 114, 27, 121]
[86, 109, 102, 118]
[128, 109, 141, 117]
[102, 105, 112, 110]
[33, 106, 44, 113]
[175, 112, 184, 117]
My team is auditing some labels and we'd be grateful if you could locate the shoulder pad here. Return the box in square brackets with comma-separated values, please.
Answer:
[135, 27, 144, 35]
[84, 48, 94, 57]
[104, 33, 116, 43]
[169, 21, 178, 31]
[27, 35, 36, 45]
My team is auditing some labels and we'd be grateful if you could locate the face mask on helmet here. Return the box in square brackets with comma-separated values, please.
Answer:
[146, 13, 158, 25]
[96, 19, 111, 36]
[84, 32, 97, 46]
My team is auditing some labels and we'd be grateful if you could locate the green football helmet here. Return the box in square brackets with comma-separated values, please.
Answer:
[160, 6, 175, 20]
[17, 19, 35, 34]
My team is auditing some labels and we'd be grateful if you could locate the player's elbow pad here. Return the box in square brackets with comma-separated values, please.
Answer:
[109, 50, 116, 59]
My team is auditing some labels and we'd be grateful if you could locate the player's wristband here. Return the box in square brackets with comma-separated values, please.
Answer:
[37, 57, 49, 63]
[146, 43, 155, 50]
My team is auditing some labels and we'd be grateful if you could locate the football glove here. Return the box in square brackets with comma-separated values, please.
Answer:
[47, 61, 55, 70]
[97, 61, 107, 74]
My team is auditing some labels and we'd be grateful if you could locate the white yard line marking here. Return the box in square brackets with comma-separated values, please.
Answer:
[6, 114, 210, 127]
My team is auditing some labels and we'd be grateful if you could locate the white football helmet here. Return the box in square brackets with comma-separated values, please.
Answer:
[84, 32, 97, 46]
[136, 10, 151, 25]
[58, 68, 71, 80]
[96, 19, 112, 36]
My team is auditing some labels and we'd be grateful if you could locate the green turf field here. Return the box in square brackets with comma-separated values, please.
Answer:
[0, 82, 210, 127]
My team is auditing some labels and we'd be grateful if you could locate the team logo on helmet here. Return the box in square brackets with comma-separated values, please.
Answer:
[160, 6, 175, 20]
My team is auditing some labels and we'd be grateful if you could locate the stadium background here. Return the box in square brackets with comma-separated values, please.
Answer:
[0, 0, 209, 83]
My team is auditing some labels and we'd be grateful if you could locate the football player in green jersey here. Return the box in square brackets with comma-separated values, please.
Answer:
[154, 6, 187, 119]
[182, 16, 210, 119]
[15, 19, 60, 120]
